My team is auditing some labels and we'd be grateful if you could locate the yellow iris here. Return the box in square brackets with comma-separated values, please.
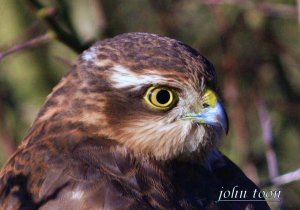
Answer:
[144, 86, 177, 110]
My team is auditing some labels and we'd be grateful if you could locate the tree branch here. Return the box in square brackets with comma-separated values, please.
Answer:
[256, 96, 279, 180]
[0, 33, 52, 62]
[24, 0, 92, 53]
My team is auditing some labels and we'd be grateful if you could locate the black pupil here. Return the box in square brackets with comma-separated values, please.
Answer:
[156, 89, 171, 104]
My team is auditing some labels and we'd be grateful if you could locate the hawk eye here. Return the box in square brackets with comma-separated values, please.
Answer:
[144, 86, 178, 110]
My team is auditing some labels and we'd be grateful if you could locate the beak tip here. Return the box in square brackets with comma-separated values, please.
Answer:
[224, 112, 229, 135]
[225, 126, 229, 135]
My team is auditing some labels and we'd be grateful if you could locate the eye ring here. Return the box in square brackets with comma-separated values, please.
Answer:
[144, 86, 178, 110]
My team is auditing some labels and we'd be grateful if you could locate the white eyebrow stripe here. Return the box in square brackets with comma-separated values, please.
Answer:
[110, 65, 165, 89]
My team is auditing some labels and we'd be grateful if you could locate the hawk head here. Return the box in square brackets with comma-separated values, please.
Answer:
[34, 32, 228, 160]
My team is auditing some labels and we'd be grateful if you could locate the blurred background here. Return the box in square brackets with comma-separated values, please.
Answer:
[0, 0, 299, 209]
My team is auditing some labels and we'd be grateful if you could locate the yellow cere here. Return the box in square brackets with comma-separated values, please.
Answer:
[204, 89, 218, 108]
[144, 86, 177, 110]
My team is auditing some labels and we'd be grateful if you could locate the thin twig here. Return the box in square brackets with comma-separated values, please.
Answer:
[53, 56, 74, 68]
[256, 96, 279, 180]
[261, 168, 300, 188]
[273, 168, 300, 186]
[0, 33, 52, 62]
[256, 96, 284, 208]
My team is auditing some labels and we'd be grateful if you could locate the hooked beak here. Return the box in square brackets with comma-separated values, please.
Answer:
[182, 101, 229, 134]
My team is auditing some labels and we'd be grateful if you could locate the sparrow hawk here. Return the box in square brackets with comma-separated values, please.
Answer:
[0, 33, 270, 210]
